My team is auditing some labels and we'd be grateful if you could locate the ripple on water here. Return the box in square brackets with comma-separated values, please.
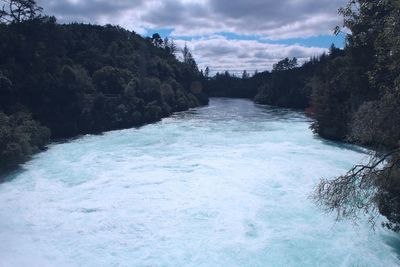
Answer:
[0, 98, 398, 267]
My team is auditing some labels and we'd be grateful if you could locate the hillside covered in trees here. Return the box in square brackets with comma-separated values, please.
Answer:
[0, 0, 208, 171]
[205, 0, 400, 232]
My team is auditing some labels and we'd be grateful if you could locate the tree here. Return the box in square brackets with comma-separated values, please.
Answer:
[0, 111, 50, 170]
[349, 90, 400, 149]
[314, 149, 400, 231]
[182, 43, 190, 63]
[242, 70, 249, 79]
[182, 43, 198, 74]
[0, 0, 42, 23]
[165, 37, 177, 55]
[163, 37, 170, 52]
[272, 57, 298, 72]
[309, 56, 365, 140]
[328, 44, 342, 58]
[151, 33, 163, 48]
[204, 66, 210, 78]
[0, 72, 13, 109]
[162, 37, 178, 55]
[93, 66, 133, 95]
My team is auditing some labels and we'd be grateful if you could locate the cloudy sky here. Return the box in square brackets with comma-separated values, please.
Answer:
[37, 0, 347, 74]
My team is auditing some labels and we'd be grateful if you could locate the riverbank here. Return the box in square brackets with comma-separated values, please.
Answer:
[0, 94, 208, 177]
[0, 18, 208, 173]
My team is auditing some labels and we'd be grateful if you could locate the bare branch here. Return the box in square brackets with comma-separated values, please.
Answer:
[313, 148, 400, 229]
[0, 0, 42, 24]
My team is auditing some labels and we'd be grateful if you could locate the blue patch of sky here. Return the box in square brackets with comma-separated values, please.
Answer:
[144, 28, 174, 39]
[214, 32, 346, 48]
[145, 28, 346, 49]
[263, 34, 346, 48]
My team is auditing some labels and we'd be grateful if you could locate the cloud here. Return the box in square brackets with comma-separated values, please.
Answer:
[38, 0, 148, 33]
[42, 0, 140, 20]
[38, 0, 346, 39]
[167, 0, 345, 39]
[175, 36, 327, 74]
[36, 0, 342, 72]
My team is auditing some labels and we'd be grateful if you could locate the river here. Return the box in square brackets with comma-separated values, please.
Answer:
[0, 98, 399, 266]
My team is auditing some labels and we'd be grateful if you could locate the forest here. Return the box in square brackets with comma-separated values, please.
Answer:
[0, 0, 208, 171]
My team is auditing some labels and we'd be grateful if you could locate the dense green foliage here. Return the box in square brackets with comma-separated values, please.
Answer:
[254, 55, 343, 109]
[0, 111, 50, 170]
[204, 71, 259, 98]
[0, 1, 208, 171]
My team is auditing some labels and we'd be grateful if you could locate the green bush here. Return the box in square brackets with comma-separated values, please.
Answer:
[0, 112, 50, 170]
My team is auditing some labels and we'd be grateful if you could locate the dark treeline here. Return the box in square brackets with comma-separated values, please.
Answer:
[0, 0, 208, 171]
[204, 48, 345, 109]
[204, 70, 259, 98]
[206, 0, 400, 231]
[254, 52, 345, 110]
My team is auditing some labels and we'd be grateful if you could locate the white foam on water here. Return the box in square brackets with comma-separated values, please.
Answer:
[0, 98, 399, 267]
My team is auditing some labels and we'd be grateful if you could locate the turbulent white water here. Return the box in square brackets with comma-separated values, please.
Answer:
[0, 98, 399, 267]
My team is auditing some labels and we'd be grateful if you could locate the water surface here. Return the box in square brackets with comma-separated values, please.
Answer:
[0, 98, 399, 266]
